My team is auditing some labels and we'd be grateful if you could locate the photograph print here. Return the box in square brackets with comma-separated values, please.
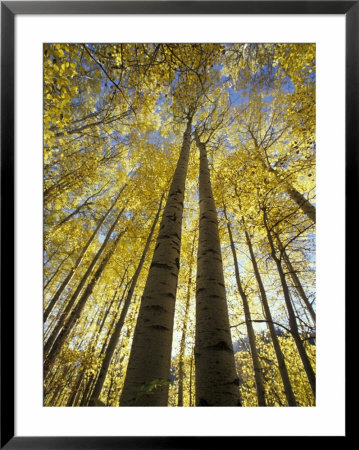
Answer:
[43, 43, 316, 407]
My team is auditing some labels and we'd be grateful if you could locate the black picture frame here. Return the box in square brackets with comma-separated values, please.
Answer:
[1, 1, 352, 448]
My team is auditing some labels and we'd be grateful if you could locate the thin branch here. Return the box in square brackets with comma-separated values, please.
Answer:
[230, 319, 292, 335]
[82, 44, 136, 116]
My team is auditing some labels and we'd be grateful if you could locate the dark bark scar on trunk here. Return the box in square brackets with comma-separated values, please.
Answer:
[150, 262, 172, 270]
[206, 340, 233, 352]
[150, 325, 170, 331]
[144, 304, 167, 313]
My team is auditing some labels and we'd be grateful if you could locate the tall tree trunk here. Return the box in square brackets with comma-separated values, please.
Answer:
[43, 364, 61, 400]
[269, 162, 315, 223]
[262, 208, 316, 399]
[252, 144, 316, 223]
[44, 250, 73, 293]
[44, 226, 124, 377]
[258, 148, 316, 223]
[177, 276, 192, 407]
[251, 142, 316, 223]
[284, 181, 316, 224]
[44, 314, 57, 344]
[48, 366, 72, 405]
[44, 206, 125, 355]
[223, 206, 266, 406]
[92, 275, 128, 352]
[194, 133, 241, 406]
[96, 288, 115, 340]
[55, 108, 131, 138]
[54, 187, 103, 230]
[99, 282, 129, 356]
[242, 220, 298, 406]
[189, 346, 194, 407]
[48, 384, 62, 406]
[177, 233, 196, 407]
[66, 370, 84, 406]
[80, 373, 95, 406]
[44, 246, 60, 266]
[106, 375, 115, 405]
[90, 196, 163, 403]
[275, 235, 316, 325]
[120, 115, 193, 406]
[44, 187, 125, 323]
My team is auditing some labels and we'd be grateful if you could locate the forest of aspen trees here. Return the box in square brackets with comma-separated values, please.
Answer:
[43, 43, 316, 407]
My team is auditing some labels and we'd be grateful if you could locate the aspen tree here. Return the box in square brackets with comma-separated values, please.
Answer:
[241, 215, 297, 406]
[194, 131, 241, 406]
[90, 196, 163, 404]
[44, 188, 125, 322]
[262, 207, 316, 398]
[177, 232, 196, 407]
[44, 216, 125, 377]
[223, 206, 266, 406]
[120, 114, 193, 406]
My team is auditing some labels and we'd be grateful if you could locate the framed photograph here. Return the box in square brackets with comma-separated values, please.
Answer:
[1, 1, 352, 447]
